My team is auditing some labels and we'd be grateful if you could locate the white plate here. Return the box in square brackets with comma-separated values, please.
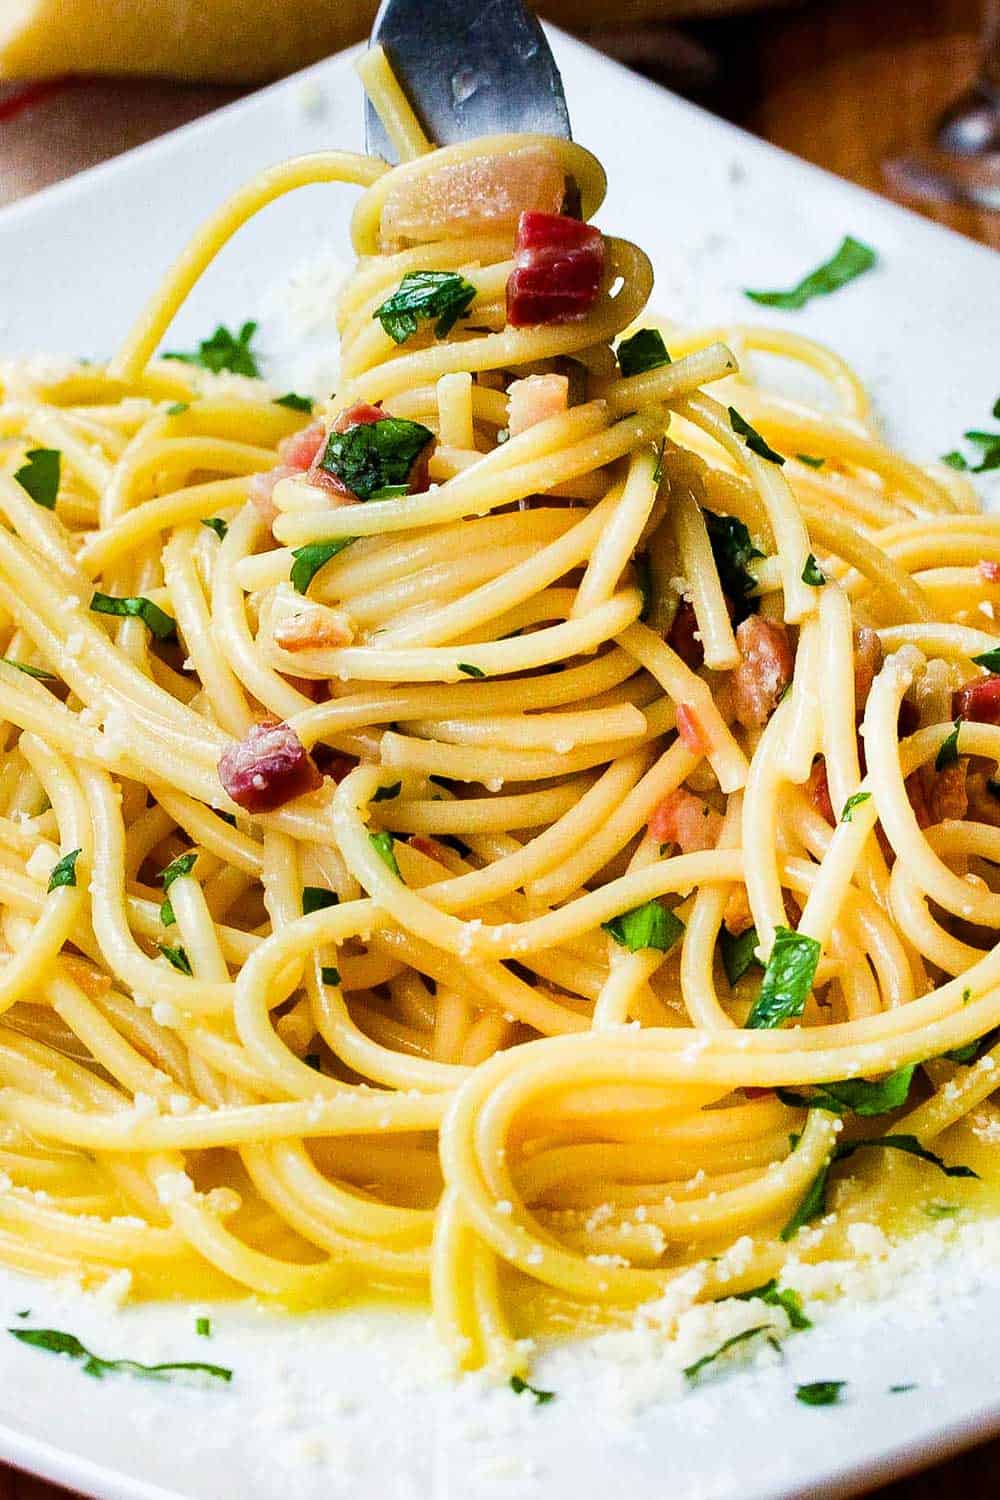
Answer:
[1, 27, 1000, 1500]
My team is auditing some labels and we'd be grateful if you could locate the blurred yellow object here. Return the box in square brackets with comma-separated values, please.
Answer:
[0, 0, 785, 83]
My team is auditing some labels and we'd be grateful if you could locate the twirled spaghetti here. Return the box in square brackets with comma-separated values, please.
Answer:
[0, 55, 998, 1379]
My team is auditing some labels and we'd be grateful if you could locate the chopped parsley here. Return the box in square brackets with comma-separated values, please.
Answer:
[840, 791, 871, 822]
[777, 1064, 915, 1117]
[290, 537, 356, 594]
[729, 407, 785, 466]
[457, 662, 486, 678]
[720, 925, 762, 986]
[889, 1383, 917, 1393]
[200, 516, 228, 541]
[745, 236, 876, 310]
[684, 1325, 770, 1381]
[617, 328, 672, 377]
[196, 1317, 211, 1338]
[302, 886, 339, 915]
[652, 435, 666, 485]
[703, 508, 764, 622]
[509, 1374, 555, 1404]
[14, 448, 60, 509]
[782, 1131, 977, 1240]
[319, 417, 433, 502]
[796, 453, 825, 469]
[942, 1026, 999, 1065]
[90, 593, 177, 642]
[47, 848, 81, 892]
[274, 392, 314, 413]
[602, 900, 684, 954]
[163, 320, 260, 378]
[942, 451, 969, 471]
[375, 271, 477, 344]
[923, 1203, 960, 1220]
[320, 967, 341, 987]
[0, 658, 56, 681]
[734, 1279, 811, 1331]
[972, 647, 1000, 672]
[801, 553, 826, 586]
[935, 719, 961, 772]
[159, 944, 192, 975]
[745, 927, 821, 1030]
[372, 782, 401, 802]
[9, 1327, 231, 1384]
[964, 429, 1000, 474]
[795, 1380, 845, 1406]
[158, 851, 197, 926]
[369, 831, 401, 878]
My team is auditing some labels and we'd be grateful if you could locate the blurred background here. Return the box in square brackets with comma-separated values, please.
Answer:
[0, 0, 997, 247]
[0, 2, 998, 1498]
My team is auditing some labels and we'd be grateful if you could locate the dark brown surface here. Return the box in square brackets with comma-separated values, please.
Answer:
[0, 1, 996, 1496]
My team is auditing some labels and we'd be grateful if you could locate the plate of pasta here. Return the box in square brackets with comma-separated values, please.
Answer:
[0, 22, 999, 1500]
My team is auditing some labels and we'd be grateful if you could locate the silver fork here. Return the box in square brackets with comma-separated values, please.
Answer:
[364, 0, 571, 163]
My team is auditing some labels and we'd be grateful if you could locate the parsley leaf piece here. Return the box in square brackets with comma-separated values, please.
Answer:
[375, 271, 477, 344]
[781, 1162, 830, 1241]
[889, 1383, 917, 1393]
[302, 886, 338, 916]
[720, 925, 761, 986]
[158, 852, 196, 926]
[159, 944, 192, 975]
[924, 1203, 960, 1219]
[290, 537, 356, 594]
[840, 791, 871, 822]
[602, 900, 684, 954]
[836, 1133, 978, 1180]
[783, 1126, 977, 1239]
[745, 236, 876, 310]
[796, 1380, 845, 1406]
[943, 1026, 999, 1065]
[200, 516, 228, 541]
[777, 1064, 916, 1117]
[457, 662, 486, 678]
[942, 450, 969, 470]
[703, 508, 764, 622]
[196, 1317, 211, 1338]
[652, 435, 667, 485]
[0, 658, 56, 681]
[729, 407, 785, 466]
[369, 831, 401, 878]
[618, 328, 672, 377]
[372, 782, 401, 802]
[274, 393, 314, 413]
[303, 1053, 322, 1070]
[684, 1325, 771, 1381]
[166, 401, 190, 416]
[319, 417, 433, 502]
[509, 1374, 555, 1404]
[163, 320, 260, 377]
[47, 848, 81, 892]
[90, 592, 177, 642]
[320, 967, 341, 987]
[735, 1279, 812, 1331]
[745, 926, 821, 1030]
[14, 448, 60, 509]
[972, 647, 1000, 672]
[935, 719, 961, 772]
[802, 553, 826, 586]
[9, 1327, 231, 1384]
[796, 453, 825, 468]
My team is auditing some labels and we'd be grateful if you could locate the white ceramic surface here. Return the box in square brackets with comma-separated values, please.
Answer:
[0, 26, 999, 1500]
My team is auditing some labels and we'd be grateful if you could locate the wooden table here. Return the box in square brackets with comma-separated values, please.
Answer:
[0, 0, 996, 1495]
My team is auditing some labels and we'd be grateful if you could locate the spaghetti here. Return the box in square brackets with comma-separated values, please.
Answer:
[0, 54, 997, 1378]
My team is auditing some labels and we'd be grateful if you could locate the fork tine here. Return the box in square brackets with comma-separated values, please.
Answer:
[365, 0, 571, 162]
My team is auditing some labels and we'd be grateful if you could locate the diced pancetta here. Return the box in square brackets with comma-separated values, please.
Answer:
[217, 719, 322, 813]
[675, 702, 711, 755]
[667, 600, 703, 670]
[953, 673, 1000, 725]
[506, 212, 604, 327]
[731, 616, 794, 729]
[649, 786, 723, 851]
[506, 373, 569, 437]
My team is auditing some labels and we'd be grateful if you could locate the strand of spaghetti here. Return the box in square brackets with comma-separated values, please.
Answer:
[112, 152, 387, 381]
